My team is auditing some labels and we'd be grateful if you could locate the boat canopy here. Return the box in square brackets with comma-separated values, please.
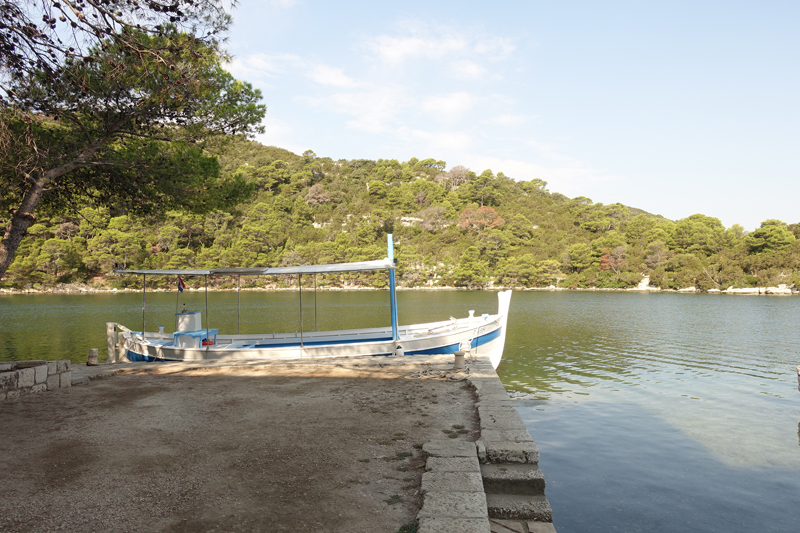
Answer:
[114, 258, 395, 277]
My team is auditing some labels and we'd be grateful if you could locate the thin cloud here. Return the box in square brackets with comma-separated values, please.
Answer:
[469, 152, 620, 198]
[451, 60, 487, 79]
[421, 92, 477, 118]
[490, 114, 527, 127]
[308, 65, 359, 88]
[396, 127, 474, 153]
[298, 87, 409, 134]
[368, 34, 467, 62]
[227, 53, 303, 80]
[364, 22, 514, 64]
[473, 36, 516, 58]
[252, 117, 307, 156]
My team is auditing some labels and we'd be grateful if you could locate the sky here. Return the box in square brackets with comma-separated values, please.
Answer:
[225, 0, 799, 232]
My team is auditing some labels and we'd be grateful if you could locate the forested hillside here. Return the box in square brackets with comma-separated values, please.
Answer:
[3, 138, 798, 291]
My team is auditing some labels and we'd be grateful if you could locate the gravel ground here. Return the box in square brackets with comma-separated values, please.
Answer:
[0, 357, 478, 532]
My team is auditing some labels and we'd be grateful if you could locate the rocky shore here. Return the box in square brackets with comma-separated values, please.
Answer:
[1, 281, 797, 295]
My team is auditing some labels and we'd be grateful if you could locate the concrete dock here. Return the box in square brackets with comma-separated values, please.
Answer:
[1, 354, 555, 532]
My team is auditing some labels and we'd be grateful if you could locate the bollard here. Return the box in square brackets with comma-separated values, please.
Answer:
[454, 350, 465, 370]
[106, 322, 117, 364]
[87, 348, 99, 366]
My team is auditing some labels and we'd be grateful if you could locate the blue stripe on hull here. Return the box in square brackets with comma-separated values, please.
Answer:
[405, 327, 502, 355]
[126, 350, 170, 363]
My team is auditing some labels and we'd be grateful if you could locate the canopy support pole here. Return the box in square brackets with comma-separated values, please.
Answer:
[314, 274, 317, 332]
[388, 234, 399, 341]
[299, 274, 303, 348]
[237, 275, 241, 335]
[175, 279, 180, 331]
[205, 275, 209, 351]
[142, 274, 146, 337]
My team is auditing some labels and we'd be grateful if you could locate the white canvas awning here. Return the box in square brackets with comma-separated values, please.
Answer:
[264, 259, 394, 275]
[115, 268, 217, 276]
[114, 258, 394, 277]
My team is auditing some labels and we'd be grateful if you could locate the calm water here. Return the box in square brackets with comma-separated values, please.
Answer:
[2, 290, 799, 531]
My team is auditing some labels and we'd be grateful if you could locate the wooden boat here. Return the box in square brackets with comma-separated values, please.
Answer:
[113, 236, 512, 369]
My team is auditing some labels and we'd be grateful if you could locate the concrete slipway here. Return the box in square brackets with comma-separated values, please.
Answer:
[0, 354, 555, 533]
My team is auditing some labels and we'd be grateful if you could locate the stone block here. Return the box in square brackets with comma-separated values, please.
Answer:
[486, 494, 552, 522]
[527, 522, 558, 533]
[31, 383, 47, 393]
[60, 371, 72, 388]
[470, 371, 499, 381]
[470, 378, 507, 394]
[476, 439, 486, 463]
[484, 441, 540, 464]
[15, 360, 46, 369]
[418, 517, 490, 533]
[481, 464, 546, 495]
[0, 363, 12, 372]
[18, 368, 35, 388]
[476, 393, 514, 404]
[489, 519, 526, 533]
[478, 404, 519, 415]
[480, 429, 533, 443]
[423, 440, 478, 458]
[46, 374, 60, 391]
[425, 456, 481, 472]
[475, 387, 509, 398]
[34, 365, 48, 384]
[47, 361, 59, 375]
[479, 410, 528, 431]
[421, 471, 484, 494]
[57, 360, 70, 373]
[418, 491, 488, 519]
[0, 371, 17, 391]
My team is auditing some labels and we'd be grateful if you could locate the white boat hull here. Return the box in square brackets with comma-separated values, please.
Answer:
[118, 290, 512, 369]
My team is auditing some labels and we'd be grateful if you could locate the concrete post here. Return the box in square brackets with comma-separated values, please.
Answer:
[454, 350, 465, 370]
[87, 348, 99, 366]
[106, 322, 117, 363]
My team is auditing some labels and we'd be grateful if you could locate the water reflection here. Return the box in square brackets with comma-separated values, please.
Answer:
[3, 290, 800, 531]
[520, 400, 800, 533]
[498, 292, 800, 469]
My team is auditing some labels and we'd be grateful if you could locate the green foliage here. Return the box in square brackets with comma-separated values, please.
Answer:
[746, 220, 796, 254]
[2, 135, 798, 291]
[451, 246, 489, 288]
[0, 1, 267, 280]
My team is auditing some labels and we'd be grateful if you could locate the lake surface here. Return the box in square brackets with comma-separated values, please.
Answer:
[2, 290, 799, 531]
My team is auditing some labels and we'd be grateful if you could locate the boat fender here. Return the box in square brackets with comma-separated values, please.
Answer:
[394, 345, 404, 357]
[202, 339, 215, 346]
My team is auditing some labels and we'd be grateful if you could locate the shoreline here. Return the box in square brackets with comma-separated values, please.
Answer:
[1, 285, 796, 296]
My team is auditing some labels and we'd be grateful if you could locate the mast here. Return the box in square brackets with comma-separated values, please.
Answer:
[388, 234, 399, 341]
[142, 273, 146, 336]
[205, 275, 209, 350]
[299, 274, 303, 348]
